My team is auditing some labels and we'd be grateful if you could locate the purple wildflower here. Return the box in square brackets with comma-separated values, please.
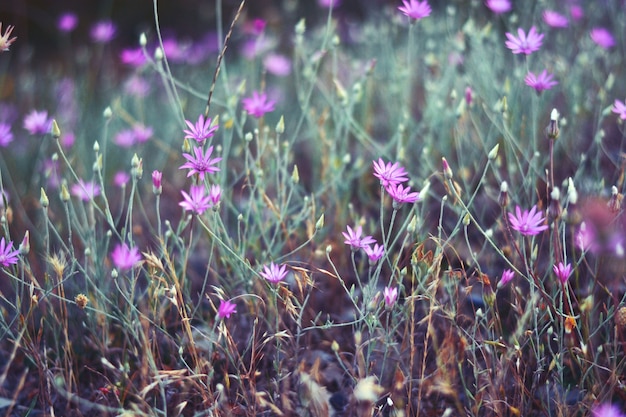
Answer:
[208, 184, 221, 207]
[183, 114, 218, 143]
[260, 262, 288, 284]
[505, 26, 544, 55]
[152, 170, 162, 194]
[590, 28, 615, 49]
[592, 404, 626, 417]
[133, 124, 152, 143]
[0, 23, 17, 52]
[553, 262, 572, 284]
[58, 13, 78, 32]
[570, 5, 584, 21]
[383, 286, 398, 308]
[114, 171, 130, 187]
[497, 269, 515, 288]
[113, 129, 137, 147]
[23, 110, 52, 135]
[0, 237, 20, 267]
[0, 123, 13, 147]
[385, 183, 421, 206]
[179, 185, 212, 215]
[179, 146, 222, 180]
[373, 158, 409, 187]
[71, 179, 101, 201]
[365, 243, 385, 264]
[318, 0, 341, 8]
[342, 225, 376, 251]
[217, 299, 237, 319]
[124, 76, 151, 98]
[90, 20, 117, 43]
[111, 243, 142, 271]
[613, 99, 626, 120]
[398, 0, 432, 20]
[485, 0, 511, 14]
[525, 70, 558, 93]
[543, 10, 568, 28]
[508, 205, 549, 236]
[242, 91, 276, 118]
[263, 53, 292, 77]
[120, 47, 147, 67]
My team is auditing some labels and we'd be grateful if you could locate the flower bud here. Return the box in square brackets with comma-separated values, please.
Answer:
[545, 108, 560, 140]
[152, 170, 162, 195]
[498, 181, 509, 208]
[442, 157, 453, 180]
[51, 119, 61, 139]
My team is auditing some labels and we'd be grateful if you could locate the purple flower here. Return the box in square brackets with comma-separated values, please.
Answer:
[0, 23, 17, 52]
[124, 75, 151, 98]
[111, 243, 142, 271]
[242, 91, 276, 118]
[553, 262, 572, 284]
[525, 70, 558, 93]
[208, 184, 221, 207]
[505, 26, 544, 55]
[113, 129, 137, 147]
[386, 183, 421, 206]
[260, 262, 288, 284]
[592, 403, 626, 417]
[120, 47, 147, 67]
[152, 170, 162, 194]
[318, 0, 341, 8]
[183, 114, 218, 143]
[179, 146, 222, 180]
[71, 179, 101, 201]
[373, 158, 409, 187]
[613, 99, 626, 120]
[365, 243, 385, 264]
[179, 185, 212, 215]
[383, 286, 398, 308]
[498, 269, 515, 288]
[0, 123, 13, 147]
[543, 10, 568, 28]
[485, 0, 511, 14]
[590, 28, 615, 49]
[58, 13, 78, 32]
[0, 237, 20, 267]
[263, 53, 292, 77]
[398, 0, 431, 20]
[570, 5, 584, 21]
[133, 124, 152, 143]
[114, 171, 130, 187]
[575, 222, 597, 253]
[90, 20, 117, 43]
[217, 299, 237, 319]
[342, 225, 376, 251]
[23, 110, 52, 135]
[508, 205, 549, 236]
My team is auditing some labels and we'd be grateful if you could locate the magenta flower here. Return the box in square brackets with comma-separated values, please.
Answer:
[505, 26, 544, 55]
[0, 237, 20, 267]
[570, 5, 584, 21]
[365, 243, 385, 264]
[217, 299, 237, 319]
[133, 124, 152, 143]
[0, 123, 13, 147]
[613, 99, 626, 120]
[383, 286, 398, 308]
[71, 179, 101, 201]
[179, 185, 211, 215]
[385, 183, 421, 206]
[179, 146, 222, 180]
[124, 76, 151, 98]
[553, 262, 572, 284]
[90, 20, 117, 43]
[23, 110, 52, 135]
[592, 403, 626, 417]
[242, 91, 276, 118]
[590, 28, 615, 49]
[111, 243, 142, 271]
[152, 170, 162, 194]
[318, 0, 341, 8]
[183, 114, 218, 143]
[0, 23, 17, 52]
[525, 70, 558, 93]
[497, 269, 515, 288]
[57, 13, 78, 32]
[373, 158, 409, 187]
[120, 47, 147, 67]
[113, 129, 137, 147]
[263, 53, 292, 77]
[542, 10, 568, 28]
[260, 262, 288, 284]
[398, 0, 431, 20]
[508, 205, 549, 236]
[342, 225, 376, 251]
[114, 171, 130, 187]
[208, 184, 221, 207]
[485, 0, 511, 14]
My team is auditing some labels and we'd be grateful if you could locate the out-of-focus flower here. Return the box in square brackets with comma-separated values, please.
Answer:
[485, 0, 511, 14]
[613, 99, 626, 120]
[124, 75, 151, 98]
[114, 171, 130, 187]
[179, 185, 211, 214]
[386, 183, 421, 205]
[260, 262, 288, 284]
[497, 269, 515, 288]
[179, 146, 222, 180]
[133, 124, 152, 143]
[318, 0, 341, 8]
[71, 179, 101, 201]
[217, 299, 237, 319]
[543, 10, 568, 28]
[90, 20, 116, 43]
[398, 0, 431, 20]
[383, 286, 398, 308]
[242, 91, 276, 118]
[508, 205, 549, 236]
[111, 243, 142, 271]
[590, 28, 615, 49]
[505, 26, 544, 55]
[570, 5, 584, 21]
[23, 110, 52, 135]
[465, 87, 473, 106]
[120, 47, 147, 67]
[208, 184, 221, 207]
[592, 403, 626, 417]
[58, 13, 78, 32]
[183, 114, 218, 143]
[0, 23, 17, 52]
[525, 70, 558, 93]
[553, 262, 572, 284]
[365, 243, 385, 264]
[0, 123, 13, 147]
[343, 225, 376, 251]
[0, 237, 20, 267]
[264, 53, 292, 76]
[373, 159, 409, 188]
[114, 129, 137, 147]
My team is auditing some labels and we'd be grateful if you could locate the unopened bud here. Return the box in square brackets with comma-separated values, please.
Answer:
[608, 185, 622, 213]
[103, 107, 112, 119]
[60, 182, 70, 202]
[19, 231, 30, 255]
[40, 188, 49, 208]
[442, 157, 453, 180]
[488, 143, 499, 160]
[276, 116, 285, 134]
[139, 33, 147, 47]
[51, 119, 61, 139]
[291, 165, 299, 184]
[315, 213, 324, 230]
[545, 108, 560, 140]
[499, 181, 509, 207]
